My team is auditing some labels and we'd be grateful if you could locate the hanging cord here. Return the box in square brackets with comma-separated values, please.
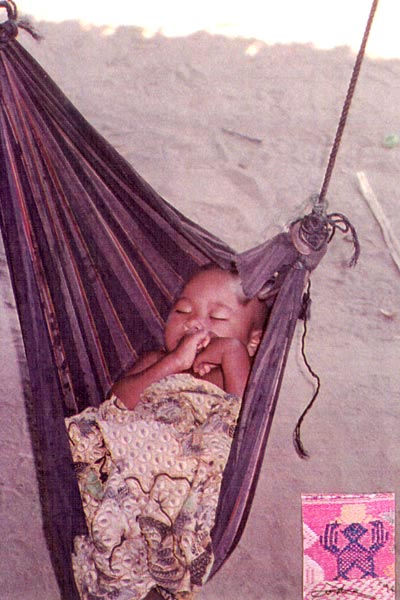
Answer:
[293, 209, 361, 459]
[293, 281, 321, 458]
[292, 1, 379, 457]
[324, 212, 360, 266]
[317, 0, 380, 208]
[293, 210, 360, 459]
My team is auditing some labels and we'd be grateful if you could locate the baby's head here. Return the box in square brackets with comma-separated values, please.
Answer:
[165, 265, 267, 356]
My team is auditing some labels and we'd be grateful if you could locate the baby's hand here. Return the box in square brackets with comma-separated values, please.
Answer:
[193, 337, 248, 377]
[171, 329, 210, 372]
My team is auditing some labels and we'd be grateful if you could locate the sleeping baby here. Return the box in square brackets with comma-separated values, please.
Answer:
[66, 265, 267, 600]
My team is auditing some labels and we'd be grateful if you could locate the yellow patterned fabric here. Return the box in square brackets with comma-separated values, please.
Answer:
[65, 374, 241, 600]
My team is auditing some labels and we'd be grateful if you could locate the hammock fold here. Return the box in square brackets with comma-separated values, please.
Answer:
[0, 29, 329, 600]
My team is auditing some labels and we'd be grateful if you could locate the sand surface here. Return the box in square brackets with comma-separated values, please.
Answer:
[1, 2, 400, 599]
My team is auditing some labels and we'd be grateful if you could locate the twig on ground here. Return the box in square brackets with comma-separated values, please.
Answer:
[357, 171, 400, 273]
[221, 127, 263, 144]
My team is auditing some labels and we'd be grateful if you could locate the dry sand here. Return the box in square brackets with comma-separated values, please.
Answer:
[1, 4, 400, 599]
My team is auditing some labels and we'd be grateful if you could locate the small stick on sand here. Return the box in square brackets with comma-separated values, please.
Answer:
[221, 127, 263, 144]
[357, 170, 400, 273]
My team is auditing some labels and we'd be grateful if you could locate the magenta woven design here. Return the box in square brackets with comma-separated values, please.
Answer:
[302, 493, 395, 599]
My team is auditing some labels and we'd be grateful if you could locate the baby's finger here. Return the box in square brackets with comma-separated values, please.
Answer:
[193, 352, 205, 371]
[198, 364, 211, 376]
[194, 358, 216, 375]
[192, 360, 200, 374]
[197, 332, 211, 351]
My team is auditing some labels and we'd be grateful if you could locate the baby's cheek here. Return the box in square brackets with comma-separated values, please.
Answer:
[213, 327, 236, 343]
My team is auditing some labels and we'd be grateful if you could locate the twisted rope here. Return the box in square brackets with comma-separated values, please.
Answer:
[317, 0, 380, 207]
[293, 1, 380, 456]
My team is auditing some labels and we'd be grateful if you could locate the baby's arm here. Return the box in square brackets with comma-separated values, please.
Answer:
[111, 330, 210, 409]
[193, 338, 251, 398]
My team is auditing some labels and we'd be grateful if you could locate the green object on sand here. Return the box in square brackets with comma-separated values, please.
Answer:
[383, 133, 400, 148]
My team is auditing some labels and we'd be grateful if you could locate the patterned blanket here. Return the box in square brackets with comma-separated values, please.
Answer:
[65, 374, 241, 600]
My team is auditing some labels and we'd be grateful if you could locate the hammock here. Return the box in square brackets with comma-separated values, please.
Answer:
[0, 1, 375, 598]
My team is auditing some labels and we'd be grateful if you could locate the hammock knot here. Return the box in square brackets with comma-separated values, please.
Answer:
[291, 203, 360, 269]
[0, 1, 41, 47]
[290, 215, 328, 272]
[0, 18, 16, 45]
[299, 211, 330, 252]
[0, 1, 18, 47]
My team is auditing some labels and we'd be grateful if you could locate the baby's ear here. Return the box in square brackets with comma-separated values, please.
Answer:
[247, 328, 263, 357]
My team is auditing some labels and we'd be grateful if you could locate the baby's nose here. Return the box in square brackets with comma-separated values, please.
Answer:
[184, 315, 204, 332]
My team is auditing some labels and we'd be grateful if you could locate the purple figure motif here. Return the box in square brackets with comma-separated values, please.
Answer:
[320, 520, 388, 580]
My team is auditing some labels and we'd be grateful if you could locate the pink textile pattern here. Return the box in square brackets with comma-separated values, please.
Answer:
[302, 493, 395, 600]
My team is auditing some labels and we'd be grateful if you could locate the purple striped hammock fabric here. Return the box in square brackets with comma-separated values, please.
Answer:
[0, 15, 340, 600]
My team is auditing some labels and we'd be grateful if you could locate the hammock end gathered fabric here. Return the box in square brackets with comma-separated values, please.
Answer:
[236, 207, 330, 304]
[296, 198, 361, 269]
[290, 220, 328, 269]
[0, 1, 42, 48]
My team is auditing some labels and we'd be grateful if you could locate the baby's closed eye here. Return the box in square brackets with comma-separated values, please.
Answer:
[174, 299, 192, 314]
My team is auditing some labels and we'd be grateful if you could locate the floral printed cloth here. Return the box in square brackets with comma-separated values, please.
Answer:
[302, 493, 395, 600]
[65, 374, 241, 600]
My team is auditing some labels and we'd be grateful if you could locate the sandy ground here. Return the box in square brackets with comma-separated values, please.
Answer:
[1, 3, 400, 599]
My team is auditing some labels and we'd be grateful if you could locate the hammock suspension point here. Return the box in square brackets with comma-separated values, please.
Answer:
[0, 0, 41, 46]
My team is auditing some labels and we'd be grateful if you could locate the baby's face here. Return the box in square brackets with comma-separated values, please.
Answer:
[165, 268, 261, 352]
